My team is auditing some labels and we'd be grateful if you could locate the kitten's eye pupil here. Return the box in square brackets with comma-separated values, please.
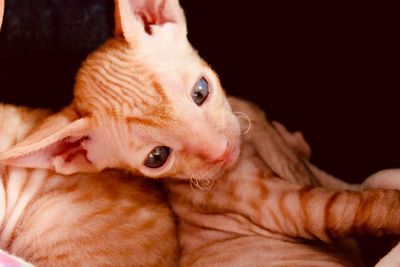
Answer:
[144, 146, 171, 168]
[192, 77, 209, 106]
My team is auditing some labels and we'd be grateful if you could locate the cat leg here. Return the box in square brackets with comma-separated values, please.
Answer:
[360, 169, 400, 266]
[278, 186, 400, 241]
[210, 175, 400, 243]
[273, 186, 400, 241]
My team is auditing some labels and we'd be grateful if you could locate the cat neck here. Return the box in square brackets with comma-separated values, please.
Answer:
[163, 140, 294, 253]
[164, 140, 276, 212]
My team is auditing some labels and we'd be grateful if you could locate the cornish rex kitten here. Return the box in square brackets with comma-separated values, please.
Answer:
[1, 0, 400, 266]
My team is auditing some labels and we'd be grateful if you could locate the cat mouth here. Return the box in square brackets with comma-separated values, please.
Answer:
[200, 149, 239, 183]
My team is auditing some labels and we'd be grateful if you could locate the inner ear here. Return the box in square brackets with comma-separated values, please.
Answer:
[4, 134, 97, 175]
[115, 0, 186, 39]
[45, 136, 91, 165]
[139, 11, 156, 35]
[135, 0, 172, 34]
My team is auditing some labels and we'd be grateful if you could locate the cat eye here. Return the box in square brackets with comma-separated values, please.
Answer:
[192, 77, 209, 106]
[144, 146, 171, 168]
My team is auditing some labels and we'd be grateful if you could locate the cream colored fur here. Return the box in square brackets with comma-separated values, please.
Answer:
[0, 0, 241, 182]
[1, 0, 400, 266]
[0, 105, 178, 266]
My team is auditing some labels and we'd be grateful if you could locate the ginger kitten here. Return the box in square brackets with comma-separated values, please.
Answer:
[2, 0, 400, 266]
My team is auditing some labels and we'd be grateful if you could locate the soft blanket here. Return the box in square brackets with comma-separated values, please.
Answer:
[0, 249, 32, 267]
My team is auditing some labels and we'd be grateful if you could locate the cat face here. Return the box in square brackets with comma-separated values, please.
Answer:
[0, 0, 241, 180]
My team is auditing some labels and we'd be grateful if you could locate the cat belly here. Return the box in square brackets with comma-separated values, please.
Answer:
[180, 235, 363, 267]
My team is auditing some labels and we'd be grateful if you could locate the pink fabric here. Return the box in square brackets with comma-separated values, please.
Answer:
[0, 250, 32, 267]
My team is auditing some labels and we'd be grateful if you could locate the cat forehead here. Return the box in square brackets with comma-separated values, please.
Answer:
[85, 37, 206, 89]
[74, 32, 212, 121]
[109, 33, 200, 72]
[140, 33, 203, 78]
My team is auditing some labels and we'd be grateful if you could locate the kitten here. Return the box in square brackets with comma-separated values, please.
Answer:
[0, 110, 178, 265]
[1, 0, 400, 266]
[0, 3, 179, 265]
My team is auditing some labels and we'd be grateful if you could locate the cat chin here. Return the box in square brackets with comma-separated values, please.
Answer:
[220, 143, 240, 170]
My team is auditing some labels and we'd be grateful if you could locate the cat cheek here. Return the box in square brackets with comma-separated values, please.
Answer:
[81, 139, 117, 171]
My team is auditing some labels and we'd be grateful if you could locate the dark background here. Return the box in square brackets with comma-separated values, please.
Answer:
[0, 1, 399, 265]
[0, 0, 399, 184]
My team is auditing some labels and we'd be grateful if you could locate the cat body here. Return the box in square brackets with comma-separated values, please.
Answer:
[166, 141, 365, 266]
[163, 99, 400, 266]
[0, 105, 178, 266]
[1, 0, 400, 266]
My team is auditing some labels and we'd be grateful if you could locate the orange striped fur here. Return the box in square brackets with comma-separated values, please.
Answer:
[2, 0, 400, 266]
[0, 105, 178, 266]
[165, 98, 400, 266]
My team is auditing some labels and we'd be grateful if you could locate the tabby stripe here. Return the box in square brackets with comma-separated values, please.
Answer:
[278, 191, 299, 237]
[324, 192, 340, 240]
[299, 186, 320, 240]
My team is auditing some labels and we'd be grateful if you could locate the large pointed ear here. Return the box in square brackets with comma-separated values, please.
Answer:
[0, 108, 101, 175]
[114, 0, 186, 41]
[0, 0, 4, 31]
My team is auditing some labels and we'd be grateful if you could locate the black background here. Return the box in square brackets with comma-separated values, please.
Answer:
[1, 0, 399, 184]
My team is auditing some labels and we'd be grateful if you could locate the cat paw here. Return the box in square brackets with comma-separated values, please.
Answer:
[362, 169, 400, 190]
[375, 241, 400, 267]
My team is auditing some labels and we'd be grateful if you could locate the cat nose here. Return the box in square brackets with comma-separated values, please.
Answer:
[210, 141, 231, 163]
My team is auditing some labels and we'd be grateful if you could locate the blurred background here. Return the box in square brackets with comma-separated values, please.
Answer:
[0, 0, 399, 265]
[0, 0, 399, 184]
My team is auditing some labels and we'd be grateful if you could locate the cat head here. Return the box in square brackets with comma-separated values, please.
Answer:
[0, 0, 241, 180]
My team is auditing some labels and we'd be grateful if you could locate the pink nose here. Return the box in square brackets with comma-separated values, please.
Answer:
[211, 142, 231, 163]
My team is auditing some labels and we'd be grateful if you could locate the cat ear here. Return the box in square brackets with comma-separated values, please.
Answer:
[0, 108, 100, 175]
[114, 0, 186, 41]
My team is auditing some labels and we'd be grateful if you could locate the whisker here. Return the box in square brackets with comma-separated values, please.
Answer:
[234, 111, 253, 135]
[189, 165, 219, 192]
[190, 177, 215, 192]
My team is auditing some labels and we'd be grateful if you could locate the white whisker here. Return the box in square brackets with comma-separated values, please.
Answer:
[234, 111, 253, 135]
[189, 164, 219, 192]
